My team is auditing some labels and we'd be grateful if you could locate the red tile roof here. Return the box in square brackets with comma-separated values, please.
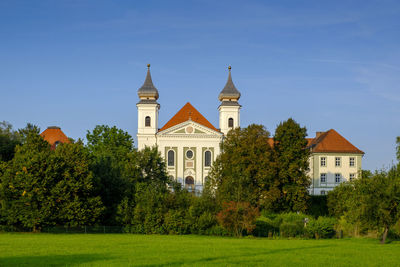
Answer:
[159, 102, 219, 132]
[267, 130, 363, 154]
[308, 129, 364, 154]
[40, 127, 70, 149]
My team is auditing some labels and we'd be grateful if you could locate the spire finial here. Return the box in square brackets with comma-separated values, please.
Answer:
[228, 66, 231, 71]
[147, 64, 150, 69]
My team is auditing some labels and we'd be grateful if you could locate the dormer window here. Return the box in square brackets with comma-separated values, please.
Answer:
[228, 118, 234, 128]
[145, 116, 151, 127]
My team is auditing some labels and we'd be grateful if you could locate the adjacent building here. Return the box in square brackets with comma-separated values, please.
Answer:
[40, 126, 70, 149]
[306, 129, 364, 195]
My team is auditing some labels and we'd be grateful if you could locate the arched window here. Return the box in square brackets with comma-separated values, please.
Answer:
[185, 176, 195, 192]
[228, 118, 234, 128]
[167, 150, 175, 166]
[145, 116, 151, 127]
[204, 151, 211, 167]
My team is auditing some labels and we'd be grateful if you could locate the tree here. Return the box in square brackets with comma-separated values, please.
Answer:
[0, 121, 21, 161]
[117, 146, 173, 232]
[0, 127, 103, 231]
[328, 168, 400, 244]
[207, 124, 274, 207]
[272, 118, 310, 212]
[216, 201, 259, 237]
[86, 125, 134, 225]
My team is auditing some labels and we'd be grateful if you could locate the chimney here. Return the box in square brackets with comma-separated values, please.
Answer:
[316, 131, 324, 138]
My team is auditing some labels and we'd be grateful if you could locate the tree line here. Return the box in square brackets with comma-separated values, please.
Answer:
[1, 120, 399, 243]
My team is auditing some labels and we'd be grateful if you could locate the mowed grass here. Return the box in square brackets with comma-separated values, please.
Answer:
[0, 234, 399, 266]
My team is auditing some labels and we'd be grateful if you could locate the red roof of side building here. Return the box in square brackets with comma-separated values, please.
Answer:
[267, 129, 363, 154]
[308, 129, 364, 154]
[40, 126, 70, 149]
[159, 102, 219, 132]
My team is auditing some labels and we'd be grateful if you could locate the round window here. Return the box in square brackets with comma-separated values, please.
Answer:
[186, 150, 193, 159]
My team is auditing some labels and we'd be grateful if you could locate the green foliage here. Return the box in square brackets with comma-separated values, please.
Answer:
[328, 166, 400, 243]
[0, 121, 21, 162]
[305, 216, 336, 239]
[253, 216, 278, 237]
[0, 128, 103, 231]
[275, 212, 308, 238]
[307, 195, 328, 217]
[271, 118, 310, 213]
[216, 201, 259, 237]
[208, 124, 274, 207]
[86, 125, 135, 224]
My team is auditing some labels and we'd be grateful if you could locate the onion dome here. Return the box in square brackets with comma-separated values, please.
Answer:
[137, 64, 159, 100]
[218, 66, 241, 101]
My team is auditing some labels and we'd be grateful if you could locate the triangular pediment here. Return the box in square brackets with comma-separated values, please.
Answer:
[157, 120, 222, 137]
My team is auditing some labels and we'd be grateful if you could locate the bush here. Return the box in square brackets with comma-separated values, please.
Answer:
[307, 195, 328, 217]
[164, 210, 190, 235]
[204, 225, 231, 236]
[305, 216, 336, 239]
[253, 216, 277, 237]
[275, 212, 308, 238]
[216, 201, 259, 237]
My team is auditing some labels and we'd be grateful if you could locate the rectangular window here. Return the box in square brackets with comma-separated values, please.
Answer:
[320, 157, 326, 167]
[335, 157, 341, 167]
[349, 157, 355, 167]
[320, 173, 327, 183]
[321, 190, 326, 195]
[349, 173, 355, 181]
[335, 173, 341, 183]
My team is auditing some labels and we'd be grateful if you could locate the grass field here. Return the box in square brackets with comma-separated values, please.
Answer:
[0, 234, 399, 266]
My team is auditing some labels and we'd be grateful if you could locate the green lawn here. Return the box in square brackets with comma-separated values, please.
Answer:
[0, 234, 399, 266]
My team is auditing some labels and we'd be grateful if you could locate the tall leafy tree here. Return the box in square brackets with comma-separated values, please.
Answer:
[207, 124, 274, 207]
[272, 118, 310, 212]
[0, 127, 103, 231]
[86, 125, 135, 225]
[0, 121, 21, 161]
[117, 146, 174, 232]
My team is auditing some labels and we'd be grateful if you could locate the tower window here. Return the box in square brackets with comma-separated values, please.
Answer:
[205, 151, 212, 167]
[167, 150, 175, 166]
[228, 118, 234, 128]
[145, 116, 151, 127]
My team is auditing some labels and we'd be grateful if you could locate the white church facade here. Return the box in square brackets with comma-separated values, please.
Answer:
[136, 65, 364, 195]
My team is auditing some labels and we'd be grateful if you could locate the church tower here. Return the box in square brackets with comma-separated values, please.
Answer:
[218, 66, 241, 136]
[137, 64, 160, 150]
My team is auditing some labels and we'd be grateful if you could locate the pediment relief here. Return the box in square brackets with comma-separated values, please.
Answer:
[157, 121, 222, 137]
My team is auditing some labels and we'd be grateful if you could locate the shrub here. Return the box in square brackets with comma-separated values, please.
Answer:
[253, 216, 277, 237]
[216, 201, 259, 237]
[164, 210, 190, 235]
[305, 216, 336, 239]
[275, 212, 308, 238]
[307, 195, 328, 217]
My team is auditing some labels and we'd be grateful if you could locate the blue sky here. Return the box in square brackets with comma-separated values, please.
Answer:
[1, 0, 399, 170]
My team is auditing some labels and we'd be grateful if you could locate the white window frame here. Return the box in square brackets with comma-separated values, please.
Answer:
[335, 157, 341, 167]
[349, 157, 355, 167]
[321, 190, 326, 195]
[320, 173, 327, 183]
[335, 173, 341, 183]
[320, 157, 326, 167]
[349, 173, 355, 181]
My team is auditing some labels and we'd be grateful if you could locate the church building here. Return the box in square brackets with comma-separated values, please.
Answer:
[136, 65, 364, 195]
[136, 65, 240, 192]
